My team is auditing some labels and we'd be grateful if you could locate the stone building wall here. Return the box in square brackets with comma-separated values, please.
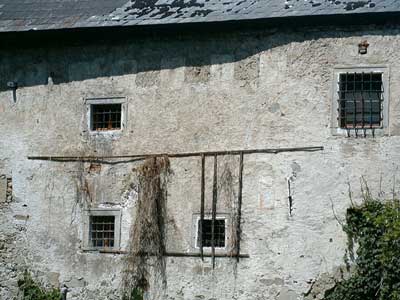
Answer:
[1, 24, 400, 300]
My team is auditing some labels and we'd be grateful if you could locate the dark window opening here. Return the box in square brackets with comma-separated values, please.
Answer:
[338, 72, 383, 129]
[89, 215, 115, 248]
[198, 219, 226, 248]
[91, 104, 122, 131]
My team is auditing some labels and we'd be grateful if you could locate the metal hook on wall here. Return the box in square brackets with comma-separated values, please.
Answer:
[287, 176, 294, 217]
[7, 81, 18, 103]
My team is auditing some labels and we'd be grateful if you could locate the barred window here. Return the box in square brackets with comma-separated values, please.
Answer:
[90, 104, 122, 131]
[89, 215, 115, 248]
[338, 72, 383, 129]
[197, 219, 226, 248]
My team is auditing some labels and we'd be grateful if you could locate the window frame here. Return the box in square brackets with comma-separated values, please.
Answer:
[192, 213, 230, 252]
[85, 97, 127, 135]
[82, 208, 122, 252]
[331, 66, 389, 136]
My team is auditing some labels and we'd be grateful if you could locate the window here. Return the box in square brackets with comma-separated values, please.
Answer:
[85, 97, 127, 133]
[91, 104, 122, 131]
[338, 72, 383, 128]
[196, 218, 226, 248]
[89, 215, 115, 248]
[83, 209, 121, 251]
[332, 67, 389, 136]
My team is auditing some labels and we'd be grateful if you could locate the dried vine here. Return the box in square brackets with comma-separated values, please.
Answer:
[219, 157, 239, 256]
[122, 157, 170, 300]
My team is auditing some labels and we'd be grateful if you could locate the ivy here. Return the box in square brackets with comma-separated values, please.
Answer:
[17, 270, 61, 300]
[325, 198, 400, 300]
[122, 287, 144, 300]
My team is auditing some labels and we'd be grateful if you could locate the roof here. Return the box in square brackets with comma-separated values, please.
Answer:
[0, 0, 400, 33]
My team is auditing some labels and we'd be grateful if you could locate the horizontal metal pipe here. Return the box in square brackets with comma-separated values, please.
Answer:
[164, 252, 250, 258]
[98, 249, 250, 258]
[27, 146, 323, 162]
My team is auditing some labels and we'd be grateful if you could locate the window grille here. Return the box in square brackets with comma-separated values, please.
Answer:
[89, 215, 115, 248]
[91, 104, 122, 131]
[338, 72, 383, 129]
[197, 219, 226, 248]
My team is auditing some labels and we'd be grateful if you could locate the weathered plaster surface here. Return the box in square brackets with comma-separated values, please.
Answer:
[1, 25, 400, 300]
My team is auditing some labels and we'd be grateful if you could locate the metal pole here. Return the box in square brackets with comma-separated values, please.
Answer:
[200, 154, 205, 261]
[27, 146, 324, 162]
[211, 154, 217, 269]
[236, 152, 244, 262]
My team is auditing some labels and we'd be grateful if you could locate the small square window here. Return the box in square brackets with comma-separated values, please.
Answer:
[90, 103, 122, 131]
[196, 218, 226, 248]
[332, 67, 389, 136]
[89, 215, 115, 248]
[83, 209, 121, 251]
[338, 72, 383, 129]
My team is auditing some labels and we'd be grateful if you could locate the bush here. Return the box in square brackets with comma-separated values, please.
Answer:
[325, 199, 400, 300]
[17, 270, 61, 300]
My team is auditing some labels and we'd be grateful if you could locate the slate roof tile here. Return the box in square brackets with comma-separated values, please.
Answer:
[1, 0, 400, 32]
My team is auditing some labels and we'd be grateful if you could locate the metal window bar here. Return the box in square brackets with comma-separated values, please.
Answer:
[236, 152, 244, 262]
[211, 154, 218, 269]
[353, 73, 356, 135]
[338, 72, 383, 132]
[89, 216, 115, 248]
[91, 104, 122, 131]
[200, 154, 205, 261]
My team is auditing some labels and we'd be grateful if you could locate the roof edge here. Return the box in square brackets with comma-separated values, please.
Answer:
[1, 11, 400, 47]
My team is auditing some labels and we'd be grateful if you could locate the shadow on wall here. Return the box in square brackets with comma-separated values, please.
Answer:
[0, 25, 392, 92]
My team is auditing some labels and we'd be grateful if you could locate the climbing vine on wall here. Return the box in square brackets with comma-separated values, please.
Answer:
[325, 197, 400, 300]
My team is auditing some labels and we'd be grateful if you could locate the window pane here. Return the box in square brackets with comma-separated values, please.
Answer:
[197, 219, 226, 248]
[89, 215, 115, 248]
[338, 72, 383, 128]
[91, 104, 122, 131]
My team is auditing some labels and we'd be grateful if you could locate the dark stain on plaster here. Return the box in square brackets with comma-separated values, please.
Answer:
[259, 277, 284, 286]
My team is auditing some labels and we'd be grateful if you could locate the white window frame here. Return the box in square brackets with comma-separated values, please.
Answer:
[82, 208, 122, 251]
[331, 66, 389, 136]
[192, 213, 230, 252]
[85, 97, 127, 135]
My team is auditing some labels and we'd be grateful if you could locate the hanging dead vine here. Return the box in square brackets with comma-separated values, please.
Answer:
[219, 156, 240, 257]
[123, 156, 170, 300]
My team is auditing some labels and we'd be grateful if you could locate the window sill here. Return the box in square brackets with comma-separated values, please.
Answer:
[331, 126, 387, 137]
[81, 247, 125, 254]
[88, 129, 123, 135]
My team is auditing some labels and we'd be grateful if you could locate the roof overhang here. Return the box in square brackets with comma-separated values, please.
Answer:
[1, 11, 400, 48]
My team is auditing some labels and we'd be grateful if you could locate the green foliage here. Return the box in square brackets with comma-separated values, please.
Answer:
[122, 287, 144, 300]
[325, 199, 400, 300]
[17, 271, 61, 300]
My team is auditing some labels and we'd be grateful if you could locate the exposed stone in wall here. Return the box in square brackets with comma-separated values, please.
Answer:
[0, 175, 13, 204]
[185, 57, 211, 83]
[136, 59, 161, 87]
[277, 287, 298, 300]
[0, 208, 28, 299]
[0, 175, 6, 204]
[304, 266, 352, 300]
